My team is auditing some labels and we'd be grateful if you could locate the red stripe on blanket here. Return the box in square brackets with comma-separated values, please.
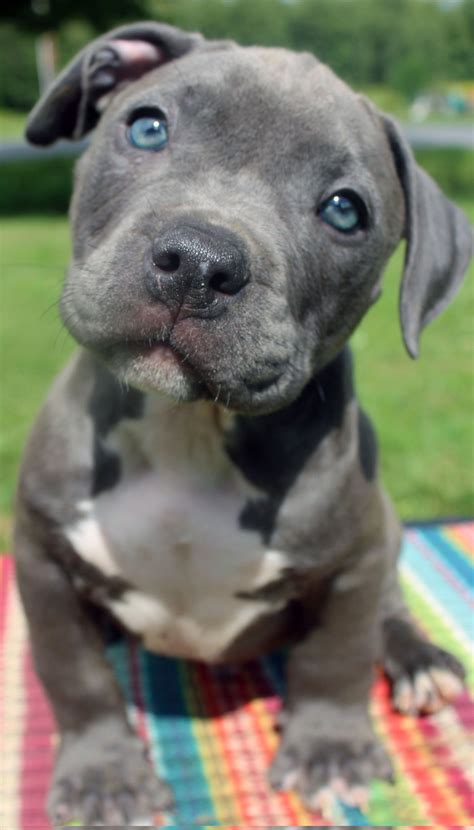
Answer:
[20, 648, 55, 828]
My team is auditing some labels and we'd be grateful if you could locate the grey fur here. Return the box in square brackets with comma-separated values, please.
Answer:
[17, 20, 471, 826]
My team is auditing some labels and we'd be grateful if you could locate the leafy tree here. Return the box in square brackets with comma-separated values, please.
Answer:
[0, 25, 38, 109]
[0, 0, 149, 32]
[1, 0, 473, 110]
[444, 0, 474, 79]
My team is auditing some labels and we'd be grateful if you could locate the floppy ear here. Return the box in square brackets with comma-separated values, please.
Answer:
[383, 116, 472, 357]
[25, 21, 203, 146]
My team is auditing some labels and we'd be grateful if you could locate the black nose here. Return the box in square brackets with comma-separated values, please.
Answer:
[148, 223, 250, 307]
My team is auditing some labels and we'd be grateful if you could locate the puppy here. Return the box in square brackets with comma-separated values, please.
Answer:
[16, 20, 471, 825]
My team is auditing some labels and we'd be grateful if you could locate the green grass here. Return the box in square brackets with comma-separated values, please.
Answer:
[352, 210, 474, 519]
[1, 207, 473, 548]
[0, 108, 27, 139]
[0, 216, 73, 545]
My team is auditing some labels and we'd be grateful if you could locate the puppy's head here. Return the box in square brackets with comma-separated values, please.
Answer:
[26, 21, 471, 414]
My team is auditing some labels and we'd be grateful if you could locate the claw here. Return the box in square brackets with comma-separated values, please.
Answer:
[430, 667, 464, 701]
[310, 785, 337, 818]
[346, 784, 369, 810]
[393, 676, 417, 714]
[393, 666, 464, 717]
[414, 671, 440, 713]
[330, 775, 352, 799]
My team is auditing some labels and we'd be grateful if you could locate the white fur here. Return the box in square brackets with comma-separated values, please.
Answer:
[65, 500, 119, 577]
[64, 397, 289, 661]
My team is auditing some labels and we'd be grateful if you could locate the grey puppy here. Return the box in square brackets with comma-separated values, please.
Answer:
[17, 20, 471, 826]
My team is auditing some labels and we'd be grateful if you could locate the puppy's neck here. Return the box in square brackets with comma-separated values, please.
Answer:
[115, 394, 237, 485]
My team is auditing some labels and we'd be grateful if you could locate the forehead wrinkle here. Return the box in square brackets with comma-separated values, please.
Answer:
[114, 44, 364, 138]
[106, 44, 385, 201]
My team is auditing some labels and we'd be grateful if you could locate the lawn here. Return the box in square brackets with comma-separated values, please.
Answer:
[0, 109, 27, 139]
[1, 206, 473, 547]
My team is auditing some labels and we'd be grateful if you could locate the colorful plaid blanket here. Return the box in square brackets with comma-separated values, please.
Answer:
[1, 522, 473, 828]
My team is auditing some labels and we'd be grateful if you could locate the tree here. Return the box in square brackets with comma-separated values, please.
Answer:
[2, 0, 473, 110]
[0, 0, 150, 32]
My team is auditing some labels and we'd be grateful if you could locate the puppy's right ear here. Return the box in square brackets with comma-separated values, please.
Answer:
[382, 115, 472, 357]
[25, 21, 203, 146]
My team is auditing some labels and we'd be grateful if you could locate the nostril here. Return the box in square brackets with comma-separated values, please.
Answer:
[153, 250, 181, 272]
[209, 270, 245, 296]
[150, 226, 249, 303]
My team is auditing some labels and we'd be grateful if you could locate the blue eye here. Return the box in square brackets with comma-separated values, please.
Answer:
[128, 113, 169, 151]
[319, 191, 367, 233]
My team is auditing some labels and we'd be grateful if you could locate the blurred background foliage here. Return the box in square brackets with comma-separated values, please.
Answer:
[1, 0, 473, 211]
[1, 0, 473, 109]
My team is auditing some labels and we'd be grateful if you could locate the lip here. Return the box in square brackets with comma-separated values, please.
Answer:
[127, 339, 192, 370]
[126, 338, 222, 400]
[128, 339, 176, 355]
[244, 370, 285, 395]
[118, 340, 288, 411]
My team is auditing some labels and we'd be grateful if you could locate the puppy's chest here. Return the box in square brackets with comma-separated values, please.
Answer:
[64, 400, 290, 661]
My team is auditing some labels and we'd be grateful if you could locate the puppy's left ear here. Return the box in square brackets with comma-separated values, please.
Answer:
[383, 116, 472, 357]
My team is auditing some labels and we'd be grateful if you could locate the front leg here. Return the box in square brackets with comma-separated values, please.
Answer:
[15, 514, 172, 826]
[270, 545, 392, 814]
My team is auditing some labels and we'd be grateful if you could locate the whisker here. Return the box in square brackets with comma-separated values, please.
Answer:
[39, 297, 62, 321]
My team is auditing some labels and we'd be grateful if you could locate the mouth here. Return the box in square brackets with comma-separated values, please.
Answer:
[243, 370, 285, 395]
[127, 339, 191, 370]
[102, 336, 292, 413]
[133, 342, 284, 399]
[101, 337, 206, 401]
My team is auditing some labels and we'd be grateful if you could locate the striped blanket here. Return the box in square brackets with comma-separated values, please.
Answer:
[1, 522, 472, 827]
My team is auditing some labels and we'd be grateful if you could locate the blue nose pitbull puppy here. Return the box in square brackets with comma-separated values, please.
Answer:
[16, 20, 471, 825]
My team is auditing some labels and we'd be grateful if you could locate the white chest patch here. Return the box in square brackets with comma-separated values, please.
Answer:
[64, 397, 289, 662]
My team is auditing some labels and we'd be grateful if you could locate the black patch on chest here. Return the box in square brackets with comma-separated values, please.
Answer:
[84, 599, 131, 645]
[358, 407, 377, 481]
[238, 497, 279, 541]
[88, 364, 144, 496]
[227, 347, 355, 541]
[92, 440, 122, 496]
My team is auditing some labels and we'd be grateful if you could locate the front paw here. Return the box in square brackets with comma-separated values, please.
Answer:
[48, 724, 172, 826]
[269, 713, 392, 815]
[389, 640, 465, 715]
